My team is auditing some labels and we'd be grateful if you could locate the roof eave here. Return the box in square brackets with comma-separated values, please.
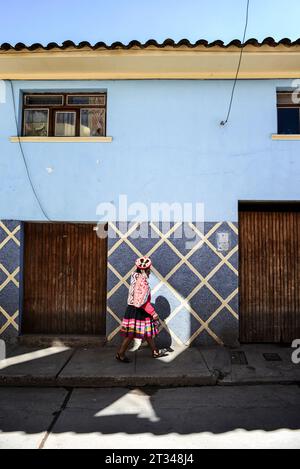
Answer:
[0, 38, 300, 79]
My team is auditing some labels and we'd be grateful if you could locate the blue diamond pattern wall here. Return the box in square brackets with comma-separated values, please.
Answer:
[107, 221, 239, 347]
[0, 221, 21, 341]
[0, 220, 239, 346]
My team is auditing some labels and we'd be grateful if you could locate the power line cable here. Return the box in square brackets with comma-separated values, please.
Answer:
[9, 84, 101, 230]
[220, 0, 250, 126]
[8, 1, 249, 221]
[9, 83, 97, 229]
[9, 80, 51, 221]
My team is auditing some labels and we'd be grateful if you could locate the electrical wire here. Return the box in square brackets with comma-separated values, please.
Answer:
[9, 83, 102, 230]
[9, 83, 97, 229]
[220, 0, 250, 126]
[9, 80, 51, 221]
[8, 0, 249, 223]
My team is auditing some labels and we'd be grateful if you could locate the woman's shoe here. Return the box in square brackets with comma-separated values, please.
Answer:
[152, 349, 169, 358]
[115, 353, 131, 363]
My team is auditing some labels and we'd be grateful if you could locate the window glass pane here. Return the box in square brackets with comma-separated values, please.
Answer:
[277, 92, 293, 106]
[277, 91, 300, 107]
[25, 95, 63, 106]
[67, 95, 106, 106]
[80, 109, 105, 136]
[277, 108, 299, 134]
[55, 112, 76, 136]
[23, 109, 49, 136]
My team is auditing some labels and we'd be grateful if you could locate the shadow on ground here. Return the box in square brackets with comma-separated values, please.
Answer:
[0, 384, 300, 439]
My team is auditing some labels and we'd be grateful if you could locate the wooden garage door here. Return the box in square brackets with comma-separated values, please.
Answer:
[239, 203, 300, 343]
[22, 223, 107, 335]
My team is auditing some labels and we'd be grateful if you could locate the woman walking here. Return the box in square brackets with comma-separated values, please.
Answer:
[116, 257, 166, 363]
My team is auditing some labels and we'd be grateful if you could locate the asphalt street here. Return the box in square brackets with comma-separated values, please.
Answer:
[0, 385, 300, 449]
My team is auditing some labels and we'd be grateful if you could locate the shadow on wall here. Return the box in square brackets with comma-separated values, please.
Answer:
[153, 295, 239, 350]
[153, 296, 173, 350]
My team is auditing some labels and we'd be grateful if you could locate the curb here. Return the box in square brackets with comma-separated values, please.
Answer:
[1, 375, 300, 387]
[0, 376, 217, 388]
[216, 379, 300, 386]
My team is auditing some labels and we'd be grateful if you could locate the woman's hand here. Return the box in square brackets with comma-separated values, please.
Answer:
[152, 312, 159, 321]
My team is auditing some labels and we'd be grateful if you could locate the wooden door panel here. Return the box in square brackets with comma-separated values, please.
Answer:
[23, 223, 107, 335]
[239, 205, 300, 343]
[23, 223, 65, 334]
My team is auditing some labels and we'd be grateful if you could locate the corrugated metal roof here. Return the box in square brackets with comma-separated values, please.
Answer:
[1, 37, 300, 51]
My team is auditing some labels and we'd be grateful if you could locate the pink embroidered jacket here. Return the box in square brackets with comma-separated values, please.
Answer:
[127, 272, 155, 316]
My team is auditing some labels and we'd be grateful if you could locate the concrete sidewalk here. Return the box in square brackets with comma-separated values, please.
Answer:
[0, 342, 299, 387]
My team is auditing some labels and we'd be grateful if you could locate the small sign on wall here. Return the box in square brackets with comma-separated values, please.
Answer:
[216, 231, 231, 252]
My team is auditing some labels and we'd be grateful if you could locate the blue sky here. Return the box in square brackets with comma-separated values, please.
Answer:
[0, 0, 299, 45]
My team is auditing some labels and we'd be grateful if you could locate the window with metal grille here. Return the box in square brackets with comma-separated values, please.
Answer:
[22, 92, 107, 137]
[277, 91, 300, 134]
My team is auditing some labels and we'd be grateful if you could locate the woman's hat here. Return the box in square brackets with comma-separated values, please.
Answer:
[135, 257, 152, 270]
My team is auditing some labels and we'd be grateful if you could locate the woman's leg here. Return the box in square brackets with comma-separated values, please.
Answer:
[145, 337, 157, 354]
[146, 337, 169, 358]
[117, 337, 132, 358]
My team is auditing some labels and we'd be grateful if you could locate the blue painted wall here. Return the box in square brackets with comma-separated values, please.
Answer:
[0, 79, 300, 222]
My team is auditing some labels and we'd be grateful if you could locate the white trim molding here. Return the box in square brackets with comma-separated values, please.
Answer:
[271, 134, 300, 140]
